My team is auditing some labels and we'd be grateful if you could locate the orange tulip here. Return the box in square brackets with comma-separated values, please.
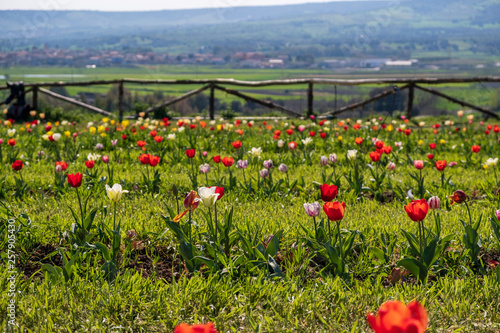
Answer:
[323, 201, 345, 221]
[367, 300, 427, 333]
[435, 160, 447, 171]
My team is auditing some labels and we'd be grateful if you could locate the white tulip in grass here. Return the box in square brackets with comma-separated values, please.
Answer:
[196, 186, 220, 208]
[106, 184, 129, 203]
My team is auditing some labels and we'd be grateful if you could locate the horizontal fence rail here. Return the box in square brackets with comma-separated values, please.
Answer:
[1, 77, 499, 120]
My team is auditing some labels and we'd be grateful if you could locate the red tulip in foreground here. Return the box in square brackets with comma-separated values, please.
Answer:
[435, 160, 447, 171]
[222, 157, 234, 167]
[404, 199, 429, 222]
[173, 322, 218, 333]
[367, 300, 427, 333]
[320, 184, 338, 202]
[67, 173, 83, 188]
[323, 201, 345, 221]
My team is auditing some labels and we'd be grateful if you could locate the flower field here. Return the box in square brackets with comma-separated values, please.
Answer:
[1, 112, 500, 332]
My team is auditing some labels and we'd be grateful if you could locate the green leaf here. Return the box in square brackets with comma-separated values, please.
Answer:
[369, 247, 387, 263]
[94, 242, 111, 261]
[398, 258, 428, 283]
[422, 239, 438, 268]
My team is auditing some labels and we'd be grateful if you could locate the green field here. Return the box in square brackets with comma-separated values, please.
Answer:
[1, 114, 500, 332]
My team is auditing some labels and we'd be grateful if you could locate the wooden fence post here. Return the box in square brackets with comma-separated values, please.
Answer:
[209, 84, 215, 120]
[32, 85, 38, 111]
[307, 82, 314, 117]
[406, 83, 415, 119]
[118, 81, 124, 121]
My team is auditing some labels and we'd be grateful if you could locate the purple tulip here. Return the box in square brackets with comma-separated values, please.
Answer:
[263, 159, 273, 169]
[278, 163, 288, 173]
[329, 153, 337, 164]
[237, 159, 248, 169]
[320, 156, 328, 166]
[303, 202, 321, 217]
[199, 164, 211, 174]
[95, 143, 104, 150]
[260, 169, 269, 178]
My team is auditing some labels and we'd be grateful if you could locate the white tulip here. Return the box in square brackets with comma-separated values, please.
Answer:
[485, 158, 498, 167]
[347, 149, 358, 160]
[87, 153, 101, 161]
[167, 134, 176, 140]
[106, 184, 129, 202]
[8, 129, 15, 137]
[52, 133, 61, 141]
[301, 137, 313, 146]
[196, 186, 219, 208]
[249, 147, 263, 158]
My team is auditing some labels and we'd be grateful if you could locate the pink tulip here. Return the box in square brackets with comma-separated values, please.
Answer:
[414, 160, 424, 170]
[102, 155, 110, 164]
[387, 162, 395, 170]
[428, 196, 440, 210]
[303, 202, 321, 217]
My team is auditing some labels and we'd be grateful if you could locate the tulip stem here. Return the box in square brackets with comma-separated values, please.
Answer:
[76, 188, 84, 227]
[113, 202, 117, 231]
[336, 220, 344, 273]
[214, 203, 219, 245]
[313, 216, 317, 239]
[464, 201, 473, 226]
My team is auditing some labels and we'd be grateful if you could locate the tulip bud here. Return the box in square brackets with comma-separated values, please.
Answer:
[278, 163, 288, 173]
[55, 165, 62, 173]
[414, 160, 424, 170]
[329, 153, 337, 164]
[320, 156, 328, 166]
[277, 140, 284, 148]
[38, 150, 45, 157]
[202, 151, 208, 157]
[496, 209, 500, 221]
[387, 162, 395, 170]
[263, 159, 273, 169]
[450, 190, 467, 205]
[448, 161, 457, 167]
[260, 169, 269, 178]
[172, 184, 178, 196]
[428, 196, 440, 210]
[102, 155, 110, 164]
[111, 139, 118, 146]
[199, 163, 211, 174]
[303, 202, 321, 217]
[237, 159, 248, 169]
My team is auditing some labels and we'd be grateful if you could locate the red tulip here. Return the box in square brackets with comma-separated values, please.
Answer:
[150, 130, 157, 137]
[471, 145, 480, 153]
[427, 154, 434, 160]
[138, 154, 151, 165]
[215, 186, 224, 200]
[367, 300, 427, 333]
[222, 157, 234, 167]
[149, 155, 160, 167]
[320, 133, 327, 139]
[429, 143, 436, 150]
[122, 134, 127, 140]
[186, 149, 196, 158]
[323, 201, 345, 221]
[435, 160, 447, 171]
[375, 141, 385, 150]
[404, 129, 411, 136]
[56, 161, 69, 171]
[173, 322, 218, 333]
[286, 129, 293, 135]
[288, 141, 297, 150]
[369, 151, 381, 162]
[67, 173, 83, 188]
[154, 136, 163, 143]
[137, 140, 146, 148]
[404, 199, 429, 222]
[12, 160, 23, 171]
[320, 184, 338, 202]
[8, 139, 16, 147]
[85, 160, 95, 169]
[383, 146, 392, 154]
[309, 131, 316, 137]
[232, 141, 242, 149]
[355, 137, 363, 145]
[213, 155, 221, 163]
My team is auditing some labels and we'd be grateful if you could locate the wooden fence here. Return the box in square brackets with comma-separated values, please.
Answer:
[1, 77, 499, 120]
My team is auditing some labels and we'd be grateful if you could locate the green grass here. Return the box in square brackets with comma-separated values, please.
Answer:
[1, 114, 500, 332]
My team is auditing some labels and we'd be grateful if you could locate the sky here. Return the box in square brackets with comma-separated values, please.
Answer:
[0, 0, 345, 11]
